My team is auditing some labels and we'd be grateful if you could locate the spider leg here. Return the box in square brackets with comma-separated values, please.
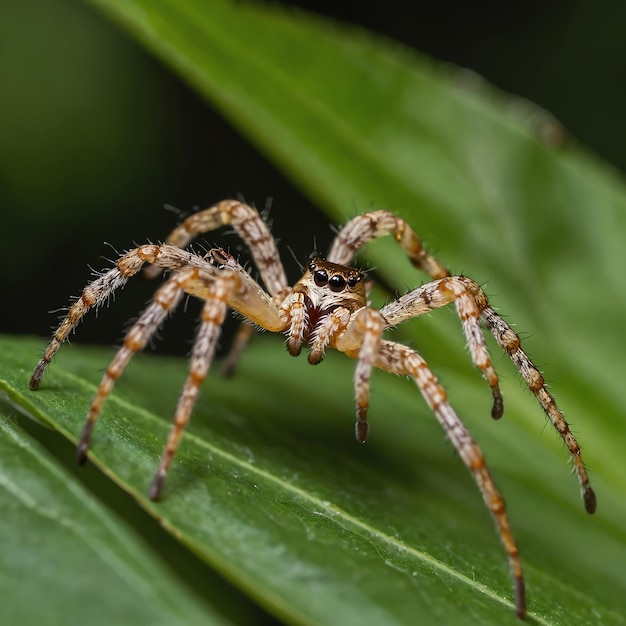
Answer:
[327, 210, 450, 280]
[30, 244, 213, 390]
[76, 271, 189, 465]
[480, 305, 597, 514]
[334, 308, 385, 442]
[380, 277, 503, 418]
[201, 248, 286, 332]
[220, 322, 255, 378]
[374, 339, 526, 618]
[149, 275, 235, 501]
[144, 199, 288, 296]
[280, 288, 307, 358]
[144, 200, 289, 375]
[146, 251, 285, 499]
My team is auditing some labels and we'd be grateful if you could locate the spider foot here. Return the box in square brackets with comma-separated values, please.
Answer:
[30, 354, 54, 390]
[491, 388, 504, 420]
[514, 576, 526, 619]
[75, 422, 94, 466]
[355, 409, 370, 443]
[584, 487, 597, 514]
[29, 368, 44, 390]
[149, 470, 166, 502]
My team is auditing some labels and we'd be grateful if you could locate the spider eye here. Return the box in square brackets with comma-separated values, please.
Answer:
[329, 275, 346, 292]
[347, 275, 360, 288]
[313, 269, 328, 286]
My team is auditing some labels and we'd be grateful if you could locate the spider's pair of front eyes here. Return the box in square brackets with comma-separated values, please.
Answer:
[310, 266, 360, 292]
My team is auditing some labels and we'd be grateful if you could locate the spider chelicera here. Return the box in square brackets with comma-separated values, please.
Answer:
[30, 199, 596, 618]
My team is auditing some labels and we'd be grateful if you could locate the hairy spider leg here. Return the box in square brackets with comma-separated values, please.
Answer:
[76, 271, 189, 466]
[144, 200, 289, 374]
[373, 339, 526, 618]
[145, 199, 288, 296]
[149, 273, 238, 500]
[380, 277, 503, 418]
[382, 274, 595, 515]
[479, 307, 596, 514]
[334, 308, 386, 442]
[29, 245, 213, 390]
[32, 244, 289, 498]
[327, 209, 451, 280]
[148, 249, 290, 498]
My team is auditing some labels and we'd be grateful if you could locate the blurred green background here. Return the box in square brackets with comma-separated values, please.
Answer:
[2, 0, 625, 350]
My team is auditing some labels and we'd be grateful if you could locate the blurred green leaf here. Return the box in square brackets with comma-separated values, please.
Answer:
[0, 393, 223, 626]
[3, 0, 626, 623]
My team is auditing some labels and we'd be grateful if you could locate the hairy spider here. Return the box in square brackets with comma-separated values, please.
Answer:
[30, 200, 595, 618]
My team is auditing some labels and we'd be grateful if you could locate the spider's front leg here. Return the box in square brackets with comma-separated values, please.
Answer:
[479, 301, 597, 514]
[327, 209, 451, 280]
[381, 274, 596, 514]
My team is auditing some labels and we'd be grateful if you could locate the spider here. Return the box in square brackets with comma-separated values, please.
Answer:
[30, 199, 595, 618]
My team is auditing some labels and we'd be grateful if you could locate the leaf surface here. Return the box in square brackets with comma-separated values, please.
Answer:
[4, 0, 626, 623]
[0, 384, 222, 626]
[2, 333, 625, 625]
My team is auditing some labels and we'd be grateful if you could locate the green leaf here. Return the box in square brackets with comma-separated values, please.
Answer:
[4, 0, 626, 623]
[2, 331, 624, 625]
[0, 392, 224, 626]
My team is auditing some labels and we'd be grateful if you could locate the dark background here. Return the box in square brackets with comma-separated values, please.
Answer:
[2, 0, 625, 352]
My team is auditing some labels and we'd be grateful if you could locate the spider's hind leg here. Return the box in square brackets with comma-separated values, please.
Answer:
[30, 244, 217, 391]
[480, 305, 597, 514]
[144, 199, 288, 297]
[144, 200, 291, 378]
[219, 322, 256, 378]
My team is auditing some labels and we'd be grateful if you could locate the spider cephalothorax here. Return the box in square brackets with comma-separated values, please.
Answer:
[30, 199, 595, 618]
[288, 258, 366, 363]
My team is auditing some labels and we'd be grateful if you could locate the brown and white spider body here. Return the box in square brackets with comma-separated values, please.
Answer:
[30, 200, 596, 618]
